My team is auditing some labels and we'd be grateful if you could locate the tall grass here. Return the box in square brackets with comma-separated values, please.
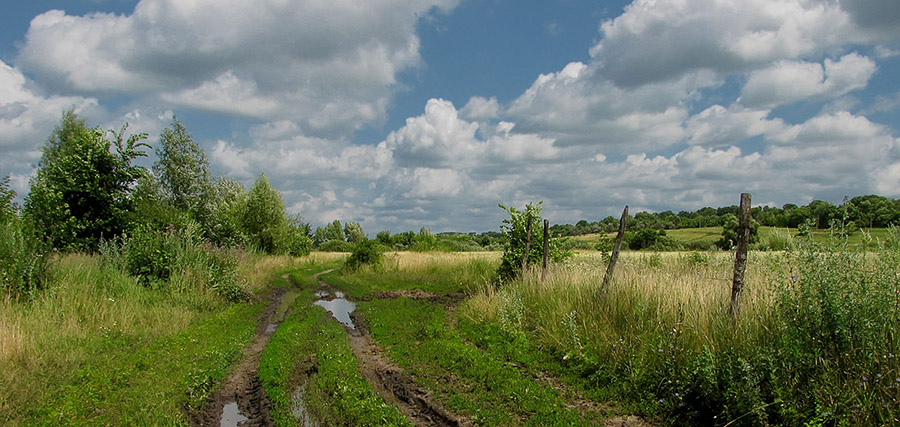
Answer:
[461, 232, 900, 425]
[0, 251, 310, 424]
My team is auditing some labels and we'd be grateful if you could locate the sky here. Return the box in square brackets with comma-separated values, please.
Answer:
[1, 0, 899, 234]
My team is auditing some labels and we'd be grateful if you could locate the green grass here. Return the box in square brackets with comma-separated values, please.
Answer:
[0, 253, 306, 425]
[570, 226, 895, 251]
[320, 251, 498, 299]
[356, 297, 600, 426]
[258, 259, 409, 426]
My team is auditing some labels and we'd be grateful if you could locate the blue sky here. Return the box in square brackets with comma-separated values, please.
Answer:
[1, 0, 899, 233]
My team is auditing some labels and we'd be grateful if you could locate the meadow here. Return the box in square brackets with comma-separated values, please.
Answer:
[3, 229, 898, 425]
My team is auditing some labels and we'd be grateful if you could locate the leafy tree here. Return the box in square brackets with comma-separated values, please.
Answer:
[242, 174, 287, 253]
[25, 111, 148, 250]
[1, 173, 16, 222]
[497, 202, 570, 280]
[716, 213, 759, 249]
[376, 231, 392, 246]
[208, 178, 249, 247]
[322, 220, 344, 242]
[345, 239, 384, 271]
[344, 221, 366, 243]
[627, 228, 666, 250]
[154, 118, 215, 227]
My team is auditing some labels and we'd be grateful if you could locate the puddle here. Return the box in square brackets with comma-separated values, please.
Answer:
[265, 323, 277, 333]
[292, 384, 321, 427]
[220, 401, 248, 427]
[314, 291, 356, 329]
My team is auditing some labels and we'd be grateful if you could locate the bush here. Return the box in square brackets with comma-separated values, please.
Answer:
[317, 240, 354, 252]
[497, 202, 570, 280]
[344, 239, 384, 271]
[0, 218, 49, 297]
[104, 222, 248, 301]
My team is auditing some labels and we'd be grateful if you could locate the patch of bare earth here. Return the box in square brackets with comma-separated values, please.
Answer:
[188, 286, 289, 426]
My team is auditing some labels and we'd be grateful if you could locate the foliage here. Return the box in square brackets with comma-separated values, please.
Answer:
[153, 117, 214, 225]
[1, 216, 49, 298]
[715, 213, 760, 249]
[317, 239, 354, 252]
[242, 174, 287, 254]
[24, 111, 149, 251]
[497, 202, 570, 280]
[344, 239, 384, 272]
[0, 173, 16, 222]
[207, 178, 250, 248]
[104, 222, 249, 301]
[343, 221, 366, 243]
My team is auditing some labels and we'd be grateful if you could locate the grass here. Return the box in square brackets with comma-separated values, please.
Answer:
[0, 251, 306, 425]
[258, 258, 410, 426]
[570, 226, 895, 251]
[320, 251, 498, 299]
[461, 232, 900, 425]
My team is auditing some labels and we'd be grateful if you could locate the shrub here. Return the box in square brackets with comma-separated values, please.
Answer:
[0, 218, 49, 297]
[317, 240, 354, 252]
[344, 239, 384, 271]
[497, 202, 570, 280]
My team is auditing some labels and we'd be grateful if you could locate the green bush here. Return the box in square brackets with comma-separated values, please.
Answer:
[0, 218, 49, 297]
[344, 240, 384, 272]
[497, 202, 570, 280]
[317, 240, 354, 252]
[104, 222, 248, 301]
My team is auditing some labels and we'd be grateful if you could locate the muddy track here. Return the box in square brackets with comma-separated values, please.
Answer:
[188, 279, 293, 427]
[314, 275, 468, 427]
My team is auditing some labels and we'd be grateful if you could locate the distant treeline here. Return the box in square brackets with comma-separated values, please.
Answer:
[550, 195, 900, 237]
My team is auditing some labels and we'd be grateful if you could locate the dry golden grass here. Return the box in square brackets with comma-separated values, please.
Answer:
[462, 251, 788, 355]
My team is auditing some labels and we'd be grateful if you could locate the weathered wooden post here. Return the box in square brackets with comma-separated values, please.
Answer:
[601, 205, 628, 293]
[521, 213, 533, 276]
[729, 193, 752, 320]
[542, 219, 549, 282]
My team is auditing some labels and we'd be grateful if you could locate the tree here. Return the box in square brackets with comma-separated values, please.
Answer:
[25, 111, 148, 250]
[208, 178, 249, 247]
[716, 213, 759, 249]
[322, 220, 344, 242]
[0, 172, 15, 223]
[154, 118, 215, 227]
[242, 174, 286, 253]
[344, 221, 366, 243]
[497, 202, 570, 280]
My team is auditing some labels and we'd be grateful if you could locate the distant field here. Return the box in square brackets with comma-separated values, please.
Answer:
[568, 226, 893, 249]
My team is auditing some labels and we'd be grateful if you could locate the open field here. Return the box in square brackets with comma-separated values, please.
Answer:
[3, 229, 899, 426]
[569, 226, 896, 250]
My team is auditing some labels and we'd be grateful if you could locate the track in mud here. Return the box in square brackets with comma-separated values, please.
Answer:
[189, 277, 295, 427]
[314, 277, 467, 427]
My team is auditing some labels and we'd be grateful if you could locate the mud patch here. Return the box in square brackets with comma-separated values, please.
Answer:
[371, 290, 466, 304]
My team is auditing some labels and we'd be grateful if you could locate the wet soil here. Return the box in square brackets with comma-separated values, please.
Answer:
[347, 315, 468, 427]
[313, 276, 468, 426]
[188, 281, 293, 427]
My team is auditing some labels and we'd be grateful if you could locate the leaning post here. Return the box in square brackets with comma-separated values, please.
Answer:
[729, 193, 752, 320]
[521, 213, 533, 276]
[542, 219, 549, 282]
[601, 205, 628, 294]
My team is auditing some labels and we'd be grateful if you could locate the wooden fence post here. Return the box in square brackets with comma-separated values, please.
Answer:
[729, 193, 751, 320]
[521, 213, 533, 276]
[542, 219, 549, 282]
[601, 205, 628, 293]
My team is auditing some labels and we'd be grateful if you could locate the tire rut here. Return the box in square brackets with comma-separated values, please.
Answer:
[314, 274, 468, 427]
[188, 282, 292, 427]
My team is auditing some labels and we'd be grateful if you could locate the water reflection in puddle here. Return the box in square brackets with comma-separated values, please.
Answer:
[292, 384, 320, 427]
[314, 291, 356, 329]
[220, 401, 248, 427]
